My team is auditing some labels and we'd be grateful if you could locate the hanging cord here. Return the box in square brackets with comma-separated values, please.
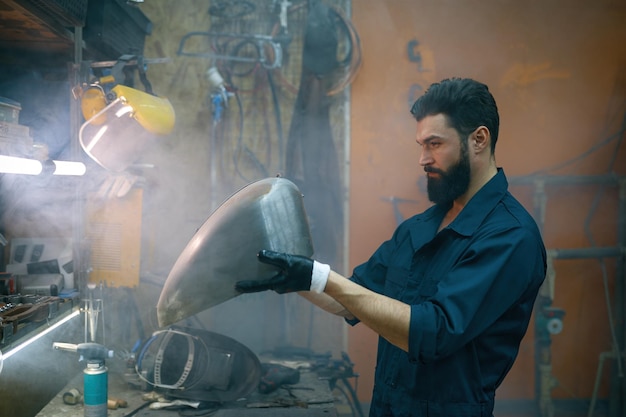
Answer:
[231, 88, 270, 181]
[211, 67, 270, 182]
[213, 36, 281, 175]
[326, 4, 362, 96]
[269, 1, 361, 97]
[266, 69, 285, 169]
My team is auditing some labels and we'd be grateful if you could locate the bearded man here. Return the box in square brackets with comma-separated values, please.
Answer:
[236, 77, 547, 417]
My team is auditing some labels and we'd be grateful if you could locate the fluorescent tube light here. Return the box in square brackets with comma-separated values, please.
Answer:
[51, 160, 87, 176]
[0, 156, 87, 176]
[1, 310, 80, 362]
[0, 155, 43, 175]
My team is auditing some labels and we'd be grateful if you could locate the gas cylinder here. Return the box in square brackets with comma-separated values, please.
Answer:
[52, 342, 114, 417]
[83, 360, 108, 417]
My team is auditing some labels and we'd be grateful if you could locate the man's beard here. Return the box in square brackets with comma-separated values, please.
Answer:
[426, 146, 471, 205]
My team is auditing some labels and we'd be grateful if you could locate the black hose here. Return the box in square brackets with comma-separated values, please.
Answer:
[266, 69, 285, 169]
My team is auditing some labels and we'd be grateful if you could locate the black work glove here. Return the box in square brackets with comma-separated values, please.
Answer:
[235, 250, 330, 294]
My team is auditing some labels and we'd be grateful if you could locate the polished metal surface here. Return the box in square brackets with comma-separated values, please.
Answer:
[157, 177, 314, 327]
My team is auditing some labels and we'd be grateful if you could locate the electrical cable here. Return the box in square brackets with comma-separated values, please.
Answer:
[227, 39, 262, 78]
[231, 89, 270, 181]
[200, 0, 357, 184]
[269, 1, 361, 97]
[326, 4, 362, 97]
[206, 35, 279, 180]
[266, 69, 285, 168]
[216, 65, 270, 182]
[232, 89, 246, 173]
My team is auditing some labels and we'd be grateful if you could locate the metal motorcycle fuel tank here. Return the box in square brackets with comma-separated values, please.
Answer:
[157, 177, 314, 327]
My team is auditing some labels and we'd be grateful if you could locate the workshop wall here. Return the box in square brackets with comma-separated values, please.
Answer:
[135, 0, 353, 360]
[346, 0, 626, 409]
[134, 0, 626, 412]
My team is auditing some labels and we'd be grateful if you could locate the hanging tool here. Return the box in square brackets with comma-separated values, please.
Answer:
[274, 0, 292, 34]
[177, 32, 284, 69]
[285, 0, 343, 267]
[259, 363, 301, 394]
[206, 67, 232, 125]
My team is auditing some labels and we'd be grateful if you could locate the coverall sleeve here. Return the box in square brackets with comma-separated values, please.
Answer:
[345, 224, 413, 326]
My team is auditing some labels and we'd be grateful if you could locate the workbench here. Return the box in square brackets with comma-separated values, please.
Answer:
[36, 360, 338, 417]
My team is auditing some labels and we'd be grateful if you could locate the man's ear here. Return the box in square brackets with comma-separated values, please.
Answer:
[471, 126, 490, 153]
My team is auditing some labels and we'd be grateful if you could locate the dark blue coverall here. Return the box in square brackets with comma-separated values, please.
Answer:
[348, 168, 547, 417]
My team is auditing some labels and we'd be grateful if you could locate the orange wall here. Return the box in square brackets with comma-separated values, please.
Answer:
[348, 0, 626, 403]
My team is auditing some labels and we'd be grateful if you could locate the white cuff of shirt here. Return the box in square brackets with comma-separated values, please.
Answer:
[310, 261, 331, 293]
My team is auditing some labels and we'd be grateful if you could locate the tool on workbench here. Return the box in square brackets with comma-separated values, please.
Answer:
[122, 400, 153, 417]
[82, 283, 104, 344]
[258, 362, 300, 394]
[108, 398, 129, 409]
[62, 388, 83, 405]
[52, 342, 114, 417]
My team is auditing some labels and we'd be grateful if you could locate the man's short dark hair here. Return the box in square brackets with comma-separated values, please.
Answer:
[410, 78, 500, 153]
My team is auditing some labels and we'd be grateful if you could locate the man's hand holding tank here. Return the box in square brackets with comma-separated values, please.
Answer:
[235, 250, 330, 294]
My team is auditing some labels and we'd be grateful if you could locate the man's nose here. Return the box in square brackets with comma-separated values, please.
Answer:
[419, 148, 433, 166]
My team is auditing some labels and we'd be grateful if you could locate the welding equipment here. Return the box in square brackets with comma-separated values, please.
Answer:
[79, 83, 175, 172]
[53, 342, 114, 417]
[134, 327, 261, 403]
[78, 54, 175, 172]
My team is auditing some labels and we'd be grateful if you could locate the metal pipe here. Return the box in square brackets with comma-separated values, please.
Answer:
[532, 178, 553, 417]
[511, 174, 623, 187]
[608, 178, 626, 417]
[551, 247, 623, 260]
